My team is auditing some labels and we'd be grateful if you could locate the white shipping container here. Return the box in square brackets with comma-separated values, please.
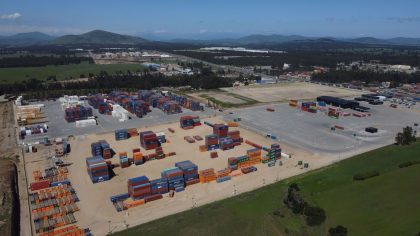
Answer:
[76, 118, 96, 127]
[156, 132, 165, 137]
[281, 153, 291, 159]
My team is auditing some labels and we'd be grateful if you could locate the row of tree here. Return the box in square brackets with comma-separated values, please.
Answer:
[0, 55, 93, 68]
[312, 70, 420, 85]
[0, 71, 234, 99]
[284, 183, 327, 226]
[173, 48, 420, 69]
[284, 183, 348, 235]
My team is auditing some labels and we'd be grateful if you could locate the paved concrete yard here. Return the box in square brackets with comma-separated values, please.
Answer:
[225, 102, 420, 157]
[22, 101, 219, 143]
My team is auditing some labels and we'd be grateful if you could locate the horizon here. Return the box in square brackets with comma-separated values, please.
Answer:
[2, 29, 420, 41]
[1, 0, 420, 39]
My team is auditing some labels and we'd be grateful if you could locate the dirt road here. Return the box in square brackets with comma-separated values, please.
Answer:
[0, 101, 31, 236]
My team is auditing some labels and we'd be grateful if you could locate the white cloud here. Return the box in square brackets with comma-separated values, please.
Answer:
[199, 29, 208, 34]
[0, 13, 22, 20]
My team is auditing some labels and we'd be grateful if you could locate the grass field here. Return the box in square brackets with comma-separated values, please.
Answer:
[112, 141, 420, 236]
[0, 63, 145, 84]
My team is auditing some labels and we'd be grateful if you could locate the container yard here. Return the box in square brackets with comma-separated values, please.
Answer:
[15, 86, 420, 236]
[21, 142, 92, 236]
[25, 96, 216, 141]
[17, 115, 328, 236]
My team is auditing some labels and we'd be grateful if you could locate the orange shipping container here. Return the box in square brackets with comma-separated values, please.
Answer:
[227, 122, 238, 127]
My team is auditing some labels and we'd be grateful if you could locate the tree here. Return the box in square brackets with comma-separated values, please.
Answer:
[328, 225, 348, 236]
[303, 205, 326, 226]
[395, 132, 404, 145]
[284, 183, 306, 214]
[395, 126, 416, 145]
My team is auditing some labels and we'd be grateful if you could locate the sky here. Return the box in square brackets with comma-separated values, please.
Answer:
[1, 0, 420, 39]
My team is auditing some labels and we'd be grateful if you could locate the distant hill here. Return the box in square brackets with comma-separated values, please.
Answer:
[168, 34, 312, 45]
[169, 34, 420, 47]
[1, 30, 420, 47]
[0, 32, 55, 46]
[387, 37, 420, 46]
[235, 34, 311, 44]
[349, 37, 391, 45]
[50, 30, 148, 45]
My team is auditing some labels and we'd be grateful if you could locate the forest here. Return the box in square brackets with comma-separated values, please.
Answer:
[0, 55, 93, 68]
[173, 47, 420, 69]
[0, 70, 233, 99]
[311, 70, 420, 85]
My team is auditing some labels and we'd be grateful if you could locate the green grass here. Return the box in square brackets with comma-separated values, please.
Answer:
[0, 63, 145, 84]
[112, 142, 420, 236]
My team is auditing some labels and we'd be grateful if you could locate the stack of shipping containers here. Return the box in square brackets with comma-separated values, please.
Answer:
[175, 160, 200, 186]
[88, 95, 110, 114]
[199, 168, 217, 183]
[216, 168, 232, 183]
[219, 137, 234, 150]
[160, 101, 182, 114]
[161, 167, 185, 192]
[64, 106, 93, 122]
[213, 124, 228, 137]
[140, 131, 159, 150]
[205, 134, 219, 150]
[86, 156, 109, 183]
[119, 152, 130, 168]
[115, 129, 129, 140]
[128, 176, 151, 200]
[262, 144, 282, 163]
[150, 178, 169, 195]
[90, 140, 112, 159]
[180, 116, 195, 129]
[227, 130, 243, 146]
[132, 148, 143, 165]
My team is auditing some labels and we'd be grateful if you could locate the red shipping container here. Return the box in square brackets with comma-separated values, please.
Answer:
[30, 180, 50, 191]
[186, 179, 200, 186]
[144, 194, 163, 203]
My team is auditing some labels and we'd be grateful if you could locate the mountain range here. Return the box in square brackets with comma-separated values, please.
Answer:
[1, 29, 420, 47]
[50, 30, 148, 45]
[0, 32, 56, 46]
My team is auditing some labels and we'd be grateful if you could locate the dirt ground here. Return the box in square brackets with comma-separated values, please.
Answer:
[0, 102, 22, 236]
[189, 93, 247, 105]
[20, 116, 338, 236]
[0, 160, 17, 236]
[221, 82, 365, 102]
